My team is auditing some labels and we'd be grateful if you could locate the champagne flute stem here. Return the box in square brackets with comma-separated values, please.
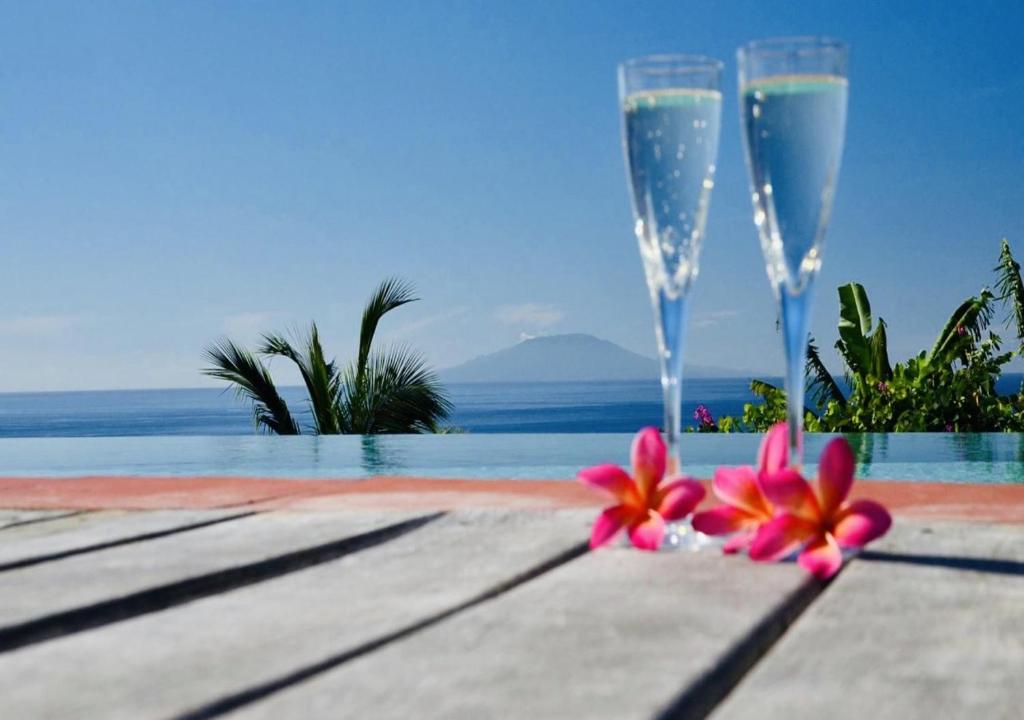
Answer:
[778, 282, 814, 469]
[654, 287, 689, 474]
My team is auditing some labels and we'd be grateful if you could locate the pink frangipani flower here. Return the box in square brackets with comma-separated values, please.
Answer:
[578, 427, 705, 551]
[749, 434, 892, 579]
[690, 423, 793, 554]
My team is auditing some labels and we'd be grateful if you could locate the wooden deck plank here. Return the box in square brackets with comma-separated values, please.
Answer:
[0, 511, 416, 633]
[0, 509, 590, 720]
[225, 533, 817, 720]
[0, 509, 251, 569]
[713, 521, 1024, 720]
[0, 510, 81, 531]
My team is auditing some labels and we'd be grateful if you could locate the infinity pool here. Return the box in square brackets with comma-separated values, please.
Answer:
[1, 433, 1023, 483]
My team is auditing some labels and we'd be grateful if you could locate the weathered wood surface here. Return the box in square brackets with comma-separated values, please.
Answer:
[0, 506, 1019, 720]
[0, 509, 249, 569]
[713, 521, 1024, 720]
[230, 537, 818, 720]
[0, 509, 81, 531]
[0, 510, 588, 719]
[0, 511, 415, 633]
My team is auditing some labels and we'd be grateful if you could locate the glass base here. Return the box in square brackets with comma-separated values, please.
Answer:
[613, 519, 721, 552]
[661, 520, 719, 552]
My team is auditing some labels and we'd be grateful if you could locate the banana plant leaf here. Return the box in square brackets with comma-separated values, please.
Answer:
[836, 282, 891, 381]
[930, 290, 994, 365]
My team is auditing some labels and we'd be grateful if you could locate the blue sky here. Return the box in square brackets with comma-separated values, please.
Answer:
[1, 1, 1022, 391]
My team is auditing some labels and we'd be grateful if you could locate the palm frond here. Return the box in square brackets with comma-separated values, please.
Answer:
[357, 278, 418, 382]
[995, 238, 1024, 346]
[806, 338, 846, 407]
[260, 324, 342, 434]
[338, 361, 367, 432]
[343, 344, 452, 434]
[202, 339, 300, 435]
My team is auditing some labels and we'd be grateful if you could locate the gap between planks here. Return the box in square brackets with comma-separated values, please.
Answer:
[0, 511, 258, 573]
[0, 511, 88, 532]
[174, 540, 591, 720]
[179, 547, 840, 719]
[0, 513, 443, 654]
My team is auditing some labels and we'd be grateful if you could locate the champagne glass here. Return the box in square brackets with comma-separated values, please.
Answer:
[619, 55, 723, 475]
[738, 37, 848, 467]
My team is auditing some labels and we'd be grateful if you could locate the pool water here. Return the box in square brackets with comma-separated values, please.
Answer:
[1, 433, 1023, 483]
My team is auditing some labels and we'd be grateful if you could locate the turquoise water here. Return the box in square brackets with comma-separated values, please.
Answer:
[1, 433, 1022, 483]
[2, 380, 1023, 483]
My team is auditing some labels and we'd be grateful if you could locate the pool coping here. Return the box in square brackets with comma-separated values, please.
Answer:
[0, 476, 1021, 523]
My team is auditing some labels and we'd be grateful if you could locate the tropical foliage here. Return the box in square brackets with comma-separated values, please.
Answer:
[204, 278, 452, 435]
[718, 239, 1024, 432]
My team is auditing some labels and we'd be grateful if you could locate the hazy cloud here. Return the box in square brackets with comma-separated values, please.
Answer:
[222, 311, 289, 341]
[384, 306, 471, 339]
[0, 314, 81, 339]
[494, 303, 564, 328]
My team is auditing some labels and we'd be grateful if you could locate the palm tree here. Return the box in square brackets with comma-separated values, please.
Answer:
[806, 338, 846, 407]
[203, 278, 452, 435]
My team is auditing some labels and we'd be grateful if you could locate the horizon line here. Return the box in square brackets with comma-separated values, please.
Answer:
[0, 376, 787, 396]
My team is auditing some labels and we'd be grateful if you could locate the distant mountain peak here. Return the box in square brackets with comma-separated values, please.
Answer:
[518, 333, 633, 349]
[441, 333, 745, 383]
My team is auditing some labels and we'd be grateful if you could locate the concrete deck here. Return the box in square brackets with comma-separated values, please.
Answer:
[0, 475, 1021, 718]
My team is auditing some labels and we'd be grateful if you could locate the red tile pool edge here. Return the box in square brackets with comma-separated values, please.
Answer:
[0, 476, 1022, 524]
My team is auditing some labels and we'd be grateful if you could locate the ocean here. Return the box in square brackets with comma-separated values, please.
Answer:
[1, 375, 1021, 438]
[0, 379, 761, 437]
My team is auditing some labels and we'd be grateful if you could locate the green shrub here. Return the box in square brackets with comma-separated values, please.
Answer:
[717, 239, 1024, 433]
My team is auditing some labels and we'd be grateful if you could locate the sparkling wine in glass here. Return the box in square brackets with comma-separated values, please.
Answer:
[738, 37, 848, 467]
[619, 55, 723, 473]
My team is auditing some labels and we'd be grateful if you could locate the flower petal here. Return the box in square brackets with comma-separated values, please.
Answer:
[691, 506, 755, 536]
[748, 513, 819, 562]
[589, 505, 632, 550]
[832, 499, 892, 548]
[798, 533, 844, 579]
[759, 469, 821, 522]
[757, 422, 791, 474]
[722, 532, 755, 555]
[631, 427, 666, 496]
[578, 464, 636, 503]
[627, 510, 666, 551]
[712, 465, 772, 518]
[817, 437, 855, 517]
[655, 477, 705, 521]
